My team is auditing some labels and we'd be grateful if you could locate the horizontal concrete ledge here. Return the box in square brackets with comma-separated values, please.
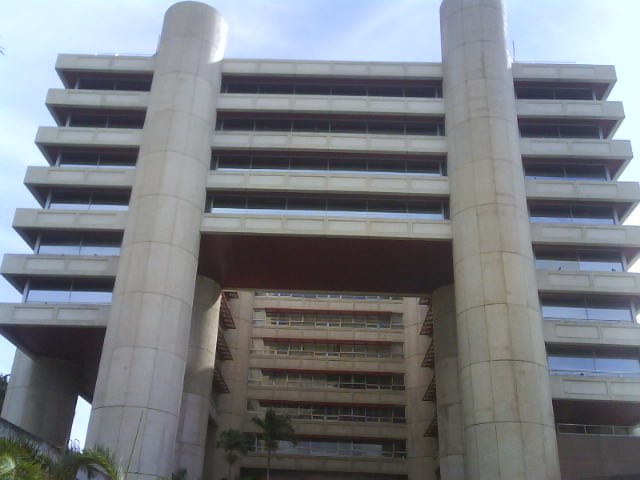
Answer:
[543, 320, 640, 346]
[240, 453, 407, 475]
[212, 131, 447, 155]
[46, 88, 149, 111]
[525, 179, 640, 204]
[516, 99, 623, 121]
[1, 254, 118, 279]
[36, 126, 142, 150]
[208, 170, 449, 197]
[536, 270, 640, 296]
[247, 386, 406, 404]
[56, 54, 155, 75]
[248, 356, 404, 374]
[0, 303, 109, 328]
[243, 418, 407, 440]
[201, 214, 452, 240]
[520, 138, 632, 160]
[24, 166, 135, 191]
[550, 375, 640, 402]
[530, 223, 640, 249]
[253, 296, 405, 311]
[13, 209, 127, 247]
[222, 58, 442, 79]
[252, 326, 404, 343]
[512, 63, 616, 87]
[218, 93, 443, 116]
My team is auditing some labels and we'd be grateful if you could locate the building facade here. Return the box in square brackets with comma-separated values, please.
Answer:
[1, 1, 640, 479]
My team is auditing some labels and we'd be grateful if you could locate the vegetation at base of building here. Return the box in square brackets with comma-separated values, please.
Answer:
[0, 437, 123, 480]
[252, 409, 296, 480]
[216, 429, 253, 480]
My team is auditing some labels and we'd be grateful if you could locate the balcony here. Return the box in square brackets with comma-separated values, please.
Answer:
[211, 130, 447, 155]
[13, 208, 127, 248]
[544, 321, 640, 347]
[201, 212, 451, 241]
[536, 270, 640, 296]
[222, 58, 442, 79]
[218, 93, 443, 117]
[56, 54, 155, 85]
[207, 170, 448, 197]
[36, 127, 142, 162]
[24, 166, 134, 203]
[1, 254, 118, 292]
[46, 88, 149, 125]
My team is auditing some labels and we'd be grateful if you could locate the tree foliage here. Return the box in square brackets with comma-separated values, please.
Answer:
[216, 429, 252, 480]
[251, 409, 296, 480]
[0, 437, 123, 480]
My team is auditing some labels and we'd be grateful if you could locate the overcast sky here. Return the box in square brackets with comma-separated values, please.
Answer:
[1, 0, 639, 446]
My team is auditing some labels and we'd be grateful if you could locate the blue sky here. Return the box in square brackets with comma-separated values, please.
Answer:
[1, 0, 639, 445]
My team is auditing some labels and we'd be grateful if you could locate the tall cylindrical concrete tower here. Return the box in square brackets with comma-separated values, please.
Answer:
[440, 0, 561, 478]
[85, 3, 227, 479]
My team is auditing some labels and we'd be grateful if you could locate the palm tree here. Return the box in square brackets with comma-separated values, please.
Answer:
[43, 446, 123, 480]
[216, 429, 252, 480]
[251, 409, 296, 480]
[0, 437, 123, 480]
[0, 437, 43, 480]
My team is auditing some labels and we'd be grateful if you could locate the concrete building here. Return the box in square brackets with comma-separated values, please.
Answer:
[1, 0, 640, 479]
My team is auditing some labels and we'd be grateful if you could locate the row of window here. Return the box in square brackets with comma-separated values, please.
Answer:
[35, 232, 122, 256]
[73, 76, 152, 92]
[59, 110, 608, 141]
[529, 205, 617, 225]
[519, 123, 604, 140]
[534, 248, 625, 273]
[547, 348, 640, 378]
[221, 78, 441, 98]
[253, 309, 404, 329]
[556, 424, 636, 436]
[44, 191, 129, 211]
[208, 195, 448, 220]
[36, 190, 624, 228]
[69, 73, 601, 103]
[53, 150, 137, 168]
[215, 116, 445, 136]
[515, 85, 599, 101]
[252, 340, 403, 359]
[255, 292, 401, 300]
[51, 149, 614, 184]
[212, 153, 447, 176]
[23, 280, 113, 304]
[21, 282, 636, 326]
[246, 401, 406, 424]
[249, 370, 405, 391]
[251, 438, 407, 459]
[541, 295, 635, 323]
[63, 113, 146, 129]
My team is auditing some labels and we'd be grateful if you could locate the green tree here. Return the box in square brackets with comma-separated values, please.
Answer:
[0, 437, 44, 480]
[216, 429, 252, 480]
[0, 437, 123, 480]
[43, 446, 123, 480]
[251, 409, 296, 480]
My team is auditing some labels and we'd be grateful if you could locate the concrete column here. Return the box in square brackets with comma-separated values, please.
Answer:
[403, 298, 438, 480]
[1, 350, 79, 448]
[210, 291, 254, 480]
[85, 4, 227, 480]
[432, 285, 464, 480]
[440, 1, 561, 479]
[175, 276, 222, 478]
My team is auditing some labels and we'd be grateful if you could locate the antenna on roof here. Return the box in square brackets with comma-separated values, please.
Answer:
[512, 40, 516, 61]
